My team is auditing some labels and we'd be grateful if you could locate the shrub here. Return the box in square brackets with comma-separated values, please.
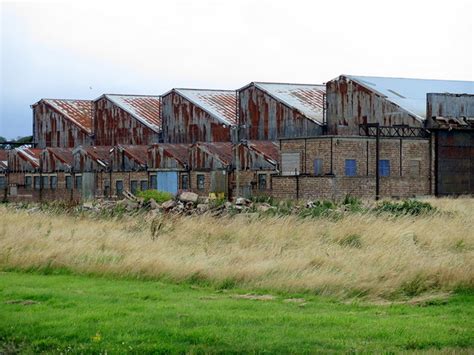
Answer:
[374, 200, 437, 216]
[342, 195, 364, 212]
[299, 200, 336, 218]
[136, 190, 173, 204]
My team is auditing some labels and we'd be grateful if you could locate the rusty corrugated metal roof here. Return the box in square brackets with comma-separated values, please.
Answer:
[171, 89, 237, 126]
[0, 150, 8, 170]
[74, 146, 112, 168]
[196, 142, 233, 166]
[45, 147, 74, 166]
[342, 75, 474, 120]
[155, 144, 190, 166]
[41, 99, 93, 133]
[16, 147, 42, 168]
[244, 82, 326, 124]
[246, 141, 280, 165]
[117, 145, 149, 166]
[104, 95, 161, 132]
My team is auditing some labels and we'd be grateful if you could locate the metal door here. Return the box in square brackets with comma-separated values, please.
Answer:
[436, 130, 473, 195]
[82, 172, 95, 200]
[157, 171, 179, 195]
[210, 171, 227, 194]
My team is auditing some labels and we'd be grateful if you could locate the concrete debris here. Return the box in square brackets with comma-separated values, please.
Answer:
[161, 200, 177, 210]
[178, 191, 199, 203]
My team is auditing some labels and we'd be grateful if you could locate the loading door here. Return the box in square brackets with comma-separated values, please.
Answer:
[210, 171, 227, 195]
[436, 130, 474, 195]
[157, 171, 179, 195]
[82, 172, 95, 200]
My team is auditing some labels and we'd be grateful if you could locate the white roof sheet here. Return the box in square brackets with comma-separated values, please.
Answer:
[173, 89, 237, 126]
[253, 82, 326, 124]
[345, 75, 474, 120]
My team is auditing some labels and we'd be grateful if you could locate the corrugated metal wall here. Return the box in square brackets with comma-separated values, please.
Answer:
[94, 97, 161, 146]
[33, 102, 92, 148]
[161, 92, 231, 143]
[239, 85, 322, 140]
[326, 77, 424, 135]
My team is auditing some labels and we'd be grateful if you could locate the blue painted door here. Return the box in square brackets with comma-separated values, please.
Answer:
[157, 171, 178, 195]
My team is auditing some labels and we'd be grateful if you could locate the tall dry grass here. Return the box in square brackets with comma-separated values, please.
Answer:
[0, 198, 473, 299]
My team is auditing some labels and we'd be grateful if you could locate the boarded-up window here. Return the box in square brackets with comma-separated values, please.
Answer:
[150, 175, 157, 190]
[116, 180, 124, 196]
[140, 180, 148, 191]
[130, 180, 138, 194]
[379, 160, 390, 177]
[409, 160, 420, 177]
[42, 176, 49, 189]
[50, 176, 58, 189]
[281, 153, 300, 176]
[66, 175, 72, 190]
[34, 176, 41, 190]
[181, 174, 189, 190]
[345, 159, 357, 176]
[25, 176, 32, 189]
[313, 158, 323, 176]
[0, 176, 5, 190]
[197, 174, 205, 190]
[258, 173, 267, 190]
[75, 175, 82, 190]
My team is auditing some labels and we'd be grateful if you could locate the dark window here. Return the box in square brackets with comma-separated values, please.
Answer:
[197, 174, 205, 191]
[345, 159, 357, 176]
[116, 180, 124, 196]
[104, 180, 110, 197]
[34, 176, 41, 190]
[42, 176, 49, 189]
[25, 176, 32, 189]
[140, 180, 148, 191]
[379, 160, 390, 177]
[150, 175, 157, 190]
[258, 173, 267, 190]
[409, 160, 420, 177]
[66, 175, 73, 190]
[130, 180, 138, 194]
[181, 174, 189, 190]
[75, 175, 82, 190]
[313, 158, 323, 176]
[0, 176, 5, 189]
[50, 176, 58, 189]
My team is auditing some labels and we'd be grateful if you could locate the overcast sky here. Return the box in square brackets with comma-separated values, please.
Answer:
[1, 0, 473, 139]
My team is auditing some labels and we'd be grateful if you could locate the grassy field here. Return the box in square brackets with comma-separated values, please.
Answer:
[0, 198, 473, 299]
[1, 271, 473, 353]
[0, 198, 473, 352]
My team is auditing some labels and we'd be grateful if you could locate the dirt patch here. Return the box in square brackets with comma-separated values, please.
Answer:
[232, 294, 275, 301]
[283, 298, 306, 303]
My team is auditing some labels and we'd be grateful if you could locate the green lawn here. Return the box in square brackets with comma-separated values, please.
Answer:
[0, 272, 472, 353]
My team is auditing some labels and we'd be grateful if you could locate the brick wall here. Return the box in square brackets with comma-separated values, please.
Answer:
[276, 136, 431, 200]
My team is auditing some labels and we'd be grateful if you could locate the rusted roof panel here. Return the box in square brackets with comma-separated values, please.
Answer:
[343, 75, 474, 120]
[0, 150, 8, 170]
[77, 146, 112, 167]
[16, 147, 42, 168]
[172, 89, 237, 126]
[156, 144, 190, 166]
[196, 142, 233, 166]
[105, 95, 161, 132]
[250, 82, 326, 124]
[45, 147, 74, 166]
[117, 145, 149, 165]
[246, 141, 280, 165]
[41, 99, 93, 133]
